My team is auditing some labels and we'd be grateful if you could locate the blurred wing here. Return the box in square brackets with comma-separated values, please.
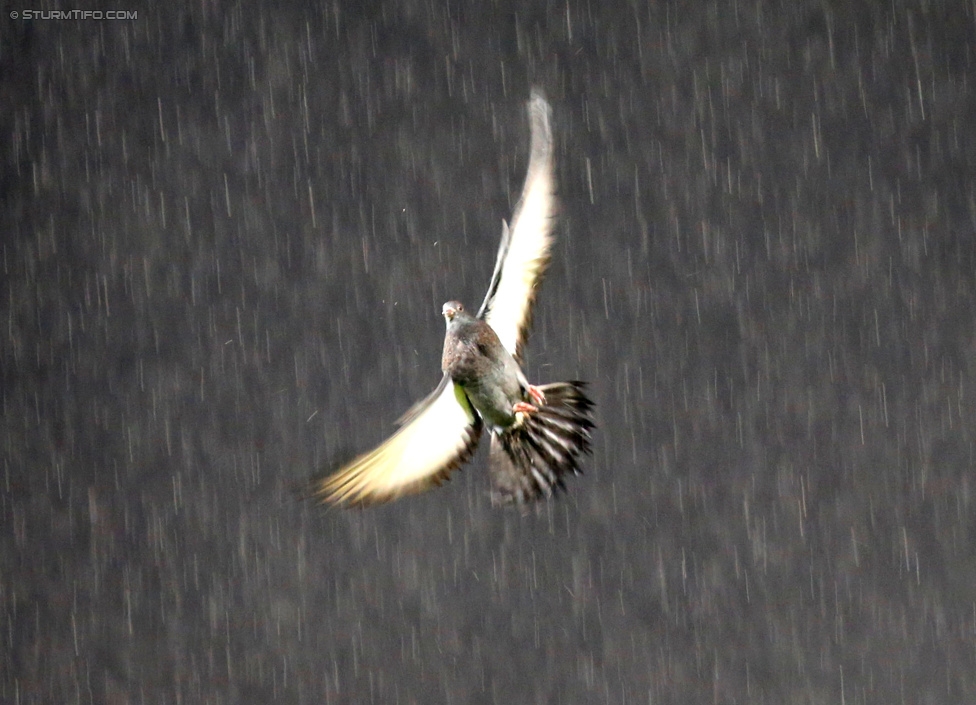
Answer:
[311, 375, 482, 506]
[477, 89, 557, 362]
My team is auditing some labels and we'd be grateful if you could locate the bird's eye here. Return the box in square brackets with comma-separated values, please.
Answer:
[457, 303, 463, 311]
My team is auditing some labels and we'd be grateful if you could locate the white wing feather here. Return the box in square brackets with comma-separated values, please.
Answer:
[478, 90, 557, 361]
[313, 376, 481, 506]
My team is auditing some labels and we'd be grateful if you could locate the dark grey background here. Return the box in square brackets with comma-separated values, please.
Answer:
[3, 1, 976, 702]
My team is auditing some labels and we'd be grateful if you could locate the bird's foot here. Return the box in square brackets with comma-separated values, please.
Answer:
[513, 401, 538, 415]
[528, 385, 546, 406]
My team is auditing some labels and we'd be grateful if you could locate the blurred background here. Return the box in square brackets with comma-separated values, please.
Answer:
[3, 0, 976, 702]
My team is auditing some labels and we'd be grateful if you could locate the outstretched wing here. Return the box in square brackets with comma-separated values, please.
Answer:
[311, 375, 482, 506]
[477, 89, 557, 362]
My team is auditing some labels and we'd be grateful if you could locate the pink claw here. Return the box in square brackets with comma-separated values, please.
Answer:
[513, 401, 538, 415]
[528, 385, 546, 406]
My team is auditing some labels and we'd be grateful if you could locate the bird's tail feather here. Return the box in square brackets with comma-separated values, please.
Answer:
[489, 381, 594, 505]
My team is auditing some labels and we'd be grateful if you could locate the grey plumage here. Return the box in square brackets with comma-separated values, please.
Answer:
[441, 301, 593, 505]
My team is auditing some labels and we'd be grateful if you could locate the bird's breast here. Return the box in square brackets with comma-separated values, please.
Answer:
[443, 342, 522, 429]
[441, 336, 485, 385]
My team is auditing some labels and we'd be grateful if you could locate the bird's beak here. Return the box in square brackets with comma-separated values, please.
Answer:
[442, 305, 456, 320]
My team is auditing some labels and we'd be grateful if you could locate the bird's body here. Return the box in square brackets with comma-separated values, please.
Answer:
[441, 301, 527, 430]
[312, 90, 594, 507]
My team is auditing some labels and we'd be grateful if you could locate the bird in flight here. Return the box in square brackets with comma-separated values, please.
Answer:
[312, 90, 594, 507]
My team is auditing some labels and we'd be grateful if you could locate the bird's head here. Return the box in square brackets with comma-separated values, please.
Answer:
[442, 300, 466, 324]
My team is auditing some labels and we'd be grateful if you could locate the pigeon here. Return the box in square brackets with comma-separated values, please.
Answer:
[312, 90, 594, 507]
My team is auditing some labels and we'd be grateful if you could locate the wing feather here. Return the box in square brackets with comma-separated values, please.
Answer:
[477, 90, 557, 361]
[311, 375, 482, 506]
